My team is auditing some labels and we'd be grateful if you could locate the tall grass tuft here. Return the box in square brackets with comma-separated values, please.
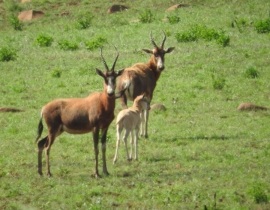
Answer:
[244, 66, 259, 78]
[9, 14, 23, 31]
[35, 34, 54, 47]
[85, 36, 107, 50]
[254, 18, 270, 33]
[139, 9, 155, 23]
[0, 47, 17, 62]
[176, 24, 230, 46]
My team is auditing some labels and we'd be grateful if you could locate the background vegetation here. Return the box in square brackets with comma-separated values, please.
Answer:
[0, 0, 270, 209]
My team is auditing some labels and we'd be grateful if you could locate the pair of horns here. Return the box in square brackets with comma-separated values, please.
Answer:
[150, 31, 166, 49]
[100, 46, 119, 72]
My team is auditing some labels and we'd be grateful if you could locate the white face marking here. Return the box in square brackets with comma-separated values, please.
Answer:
[157, 57, 164, 70]
[107, 76, 115, 95]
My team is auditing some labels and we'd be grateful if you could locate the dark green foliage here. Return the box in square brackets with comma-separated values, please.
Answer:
[139, 9, 155, 23]
[175, 31, 198, 42]
[175, 24, 230, 46]
[35, 34, 54, 47]
[249, 182, 268, 204]
[9, 15, 23, 31]
[212, 74, 226, 90]
[245, 66, 259, 78]
[58, 39, 79, 50]
[85, 36, 107, 50]
[51, 69, 62, 78]
[0, 47, 17, 62]
[75, 15, 92, 30]
[8, 2, 22, 12]
[254, 18, 270, 33]
[167, 14, 180, 24]
[216, 33, 230, 47]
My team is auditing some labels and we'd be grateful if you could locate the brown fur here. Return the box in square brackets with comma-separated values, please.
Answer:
[35, 49, 124, 178]
[117, 32, 174, 137]
[0, 107, 24, 112]
[237, 102, 269, 111]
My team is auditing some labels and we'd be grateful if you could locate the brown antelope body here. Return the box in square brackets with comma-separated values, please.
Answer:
[35, 48, 124, 178]
[117, 31, 174, 137]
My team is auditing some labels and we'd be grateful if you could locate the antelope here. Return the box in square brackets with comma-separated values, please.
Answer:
[35, 48, 124, 178]
[113, 94, 149, 164]
[116, 31, 174, 137]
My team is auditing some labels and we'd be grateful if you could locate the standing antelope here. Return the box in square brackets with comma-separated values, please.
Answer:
[113, 94, 149, 164]
[35, 48, 124, 178]
[117, 31, 174, 137]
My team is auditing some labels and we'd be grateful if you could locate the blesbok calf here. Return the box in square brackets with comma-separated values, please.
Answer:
[117, 31, 174, 137]
[113, 94, 149, 164]
[35, 48, 124, 178]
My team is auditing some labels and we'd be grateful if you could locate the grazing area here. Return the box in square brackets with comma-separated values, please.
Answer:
[0, 0, 270, 209]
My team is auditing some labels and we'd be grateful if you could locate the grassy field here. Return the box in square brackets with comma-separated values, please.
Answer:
[1, 0, 270, 209]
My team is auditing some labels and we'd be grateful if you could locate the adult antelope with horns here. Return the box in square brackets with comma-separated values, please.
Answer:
[35, 48, 124, 178]
[117, 31, 175, 137]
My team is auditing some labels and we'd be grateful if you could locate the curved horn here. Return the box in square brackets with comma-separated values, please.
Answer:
[100, 47, 109, 71]
[111, 46, 119, 71]
[150, 31, 158, 48]
[161, 31, 166, 48]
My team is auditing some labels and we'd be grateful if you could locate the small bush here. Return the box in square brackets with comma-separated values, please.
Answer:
[58, 40, 79, 50]
[75, 15, 92, 30]
[9, 15, 23, 31]
[35, 34, 54, 47]
[85, 36, 107, 51]
[216, 33, 230, 47]
[167, 14, 180, 24]
[249, 182, 268, 204]
[175, 31, 198, 42]
[254, 18, 270, 33]
[212, 74, 226, 90]
[139, 9, 155, 23]
[176, 24, 230, 46]
[51, 69, 62, 78]
[245, 66, 259, 78]
[0, 47, 17, 62]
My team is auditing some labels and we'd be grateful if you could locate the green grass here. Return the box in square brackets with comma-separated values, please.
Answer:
[1, 0, 270, 209]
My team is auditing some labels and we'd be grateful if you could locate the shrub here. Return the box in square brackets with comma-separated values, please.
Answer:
[75, 15, 92, 30]
[35, 34, 54, 47]
[249, 182, 268, 204]
[51, 69, 62, 78]
[85, 36, 107, 50]
[139, 9, 155, 23]
[0, 47, 17, 62]
[58, 39, 79, 50]
[167, 14, 180, 24]
[9, 14, 23, 31]
[176, 24, 230, 46]
[254, 18, 270, 33]
[245, 66, 259, 78]
[175, 31, 198, 42]
[212, 74, 226, 90]
[216, 33, 230, 47]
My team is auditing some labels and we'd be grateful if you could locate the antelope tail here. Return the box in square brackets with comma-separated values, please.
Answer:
[35, 115, 44, 143]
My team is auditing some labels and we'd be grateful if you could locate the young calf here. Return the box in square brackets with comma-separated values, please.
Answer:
[113, 94, 149, 164]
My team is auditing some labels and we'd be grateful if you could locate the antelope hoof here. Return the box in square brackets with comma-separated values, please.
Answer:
[38, 170, 43, 176]
[47, 172, 52, 177]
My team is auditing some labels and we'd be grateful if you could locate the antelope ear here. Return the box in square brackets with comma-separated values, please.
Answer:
[142, 49, 153, 54]
[96, 68, 105, 78]
[116, 69, 124, 77]
[165, 47, 175, 54]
